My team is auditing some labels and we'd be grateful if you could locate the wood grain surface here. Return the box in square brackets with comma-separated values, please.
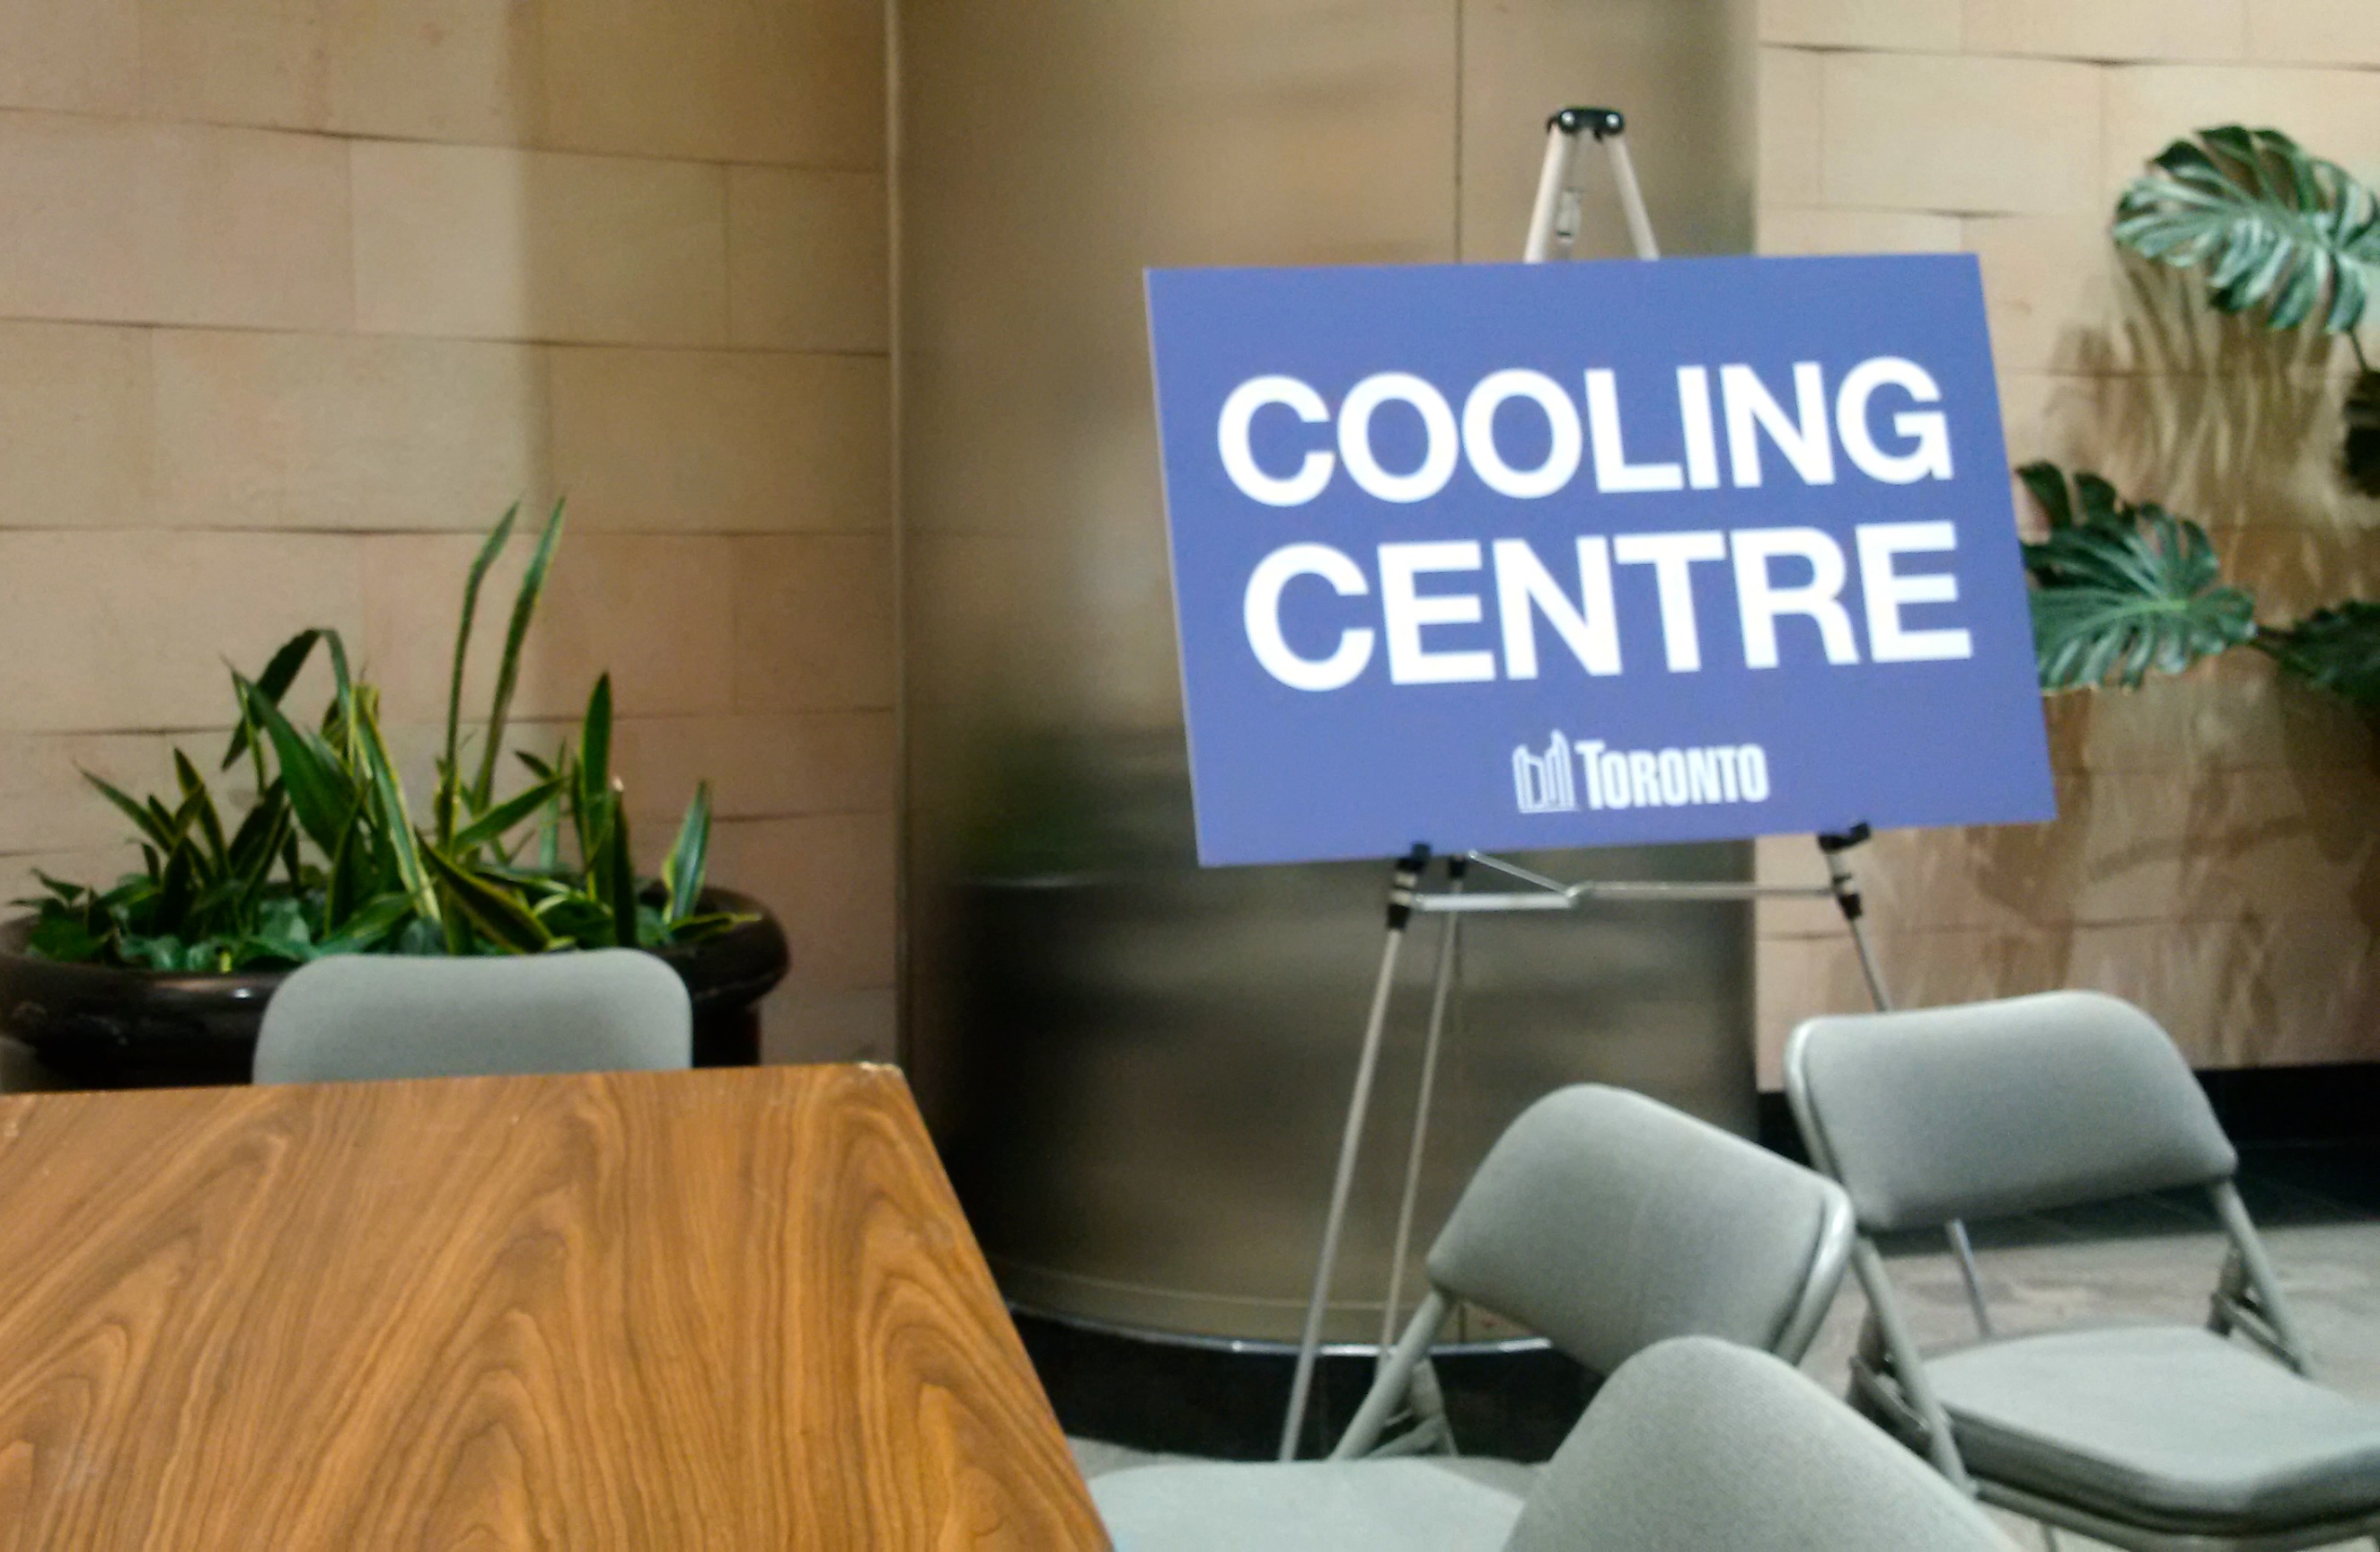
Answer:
[0, 1064, 1106, 1550]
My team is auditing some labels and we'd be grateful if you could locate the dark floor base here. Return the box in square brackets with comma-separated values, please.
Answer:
[1017, 1308, 1593, 1461]
[1759, 1060, 2380, 1162]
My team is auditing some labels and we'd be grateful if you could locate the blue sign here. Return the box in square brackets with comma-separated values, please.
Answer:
[1145, 254, 2057, 868]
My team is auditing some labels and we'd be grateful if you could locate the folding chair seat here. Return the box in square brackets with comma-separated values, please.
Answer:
[1931, 1327, 2380, 1535]
[1788, 990, 2380, 1551]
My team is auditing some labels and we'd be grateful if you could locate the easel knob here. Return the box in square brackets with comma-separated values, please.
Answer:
[1817, 822, 1873, 854]
[1549, 106, 1626, 140]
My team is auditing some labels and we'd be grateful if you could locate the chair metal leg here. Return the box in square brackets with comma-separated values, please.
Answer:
[1852, 1240, 1975, 1490]
[1330, 1291, 1450, 1460]
[2210, 1181, 2311, 1374]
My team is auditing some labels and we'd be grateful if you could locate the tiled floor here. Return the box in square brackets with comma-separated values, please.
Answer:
[1070, 1144, 2380, 1548]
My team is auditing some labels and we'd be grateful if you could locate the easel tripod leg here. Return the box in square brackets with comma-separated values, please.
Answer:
[1379, 858, 1467, 1366]
[1819, 825, 1995, 1339]
[1280, 847, 1428, 1461]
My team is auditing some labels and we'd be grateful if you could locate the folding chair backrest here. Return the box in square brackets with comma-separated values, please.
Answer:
[1506, 1336, 2016, 1551]
[254, 949, 693, 1083]
[1786, 991, 2235, 1232]
[1424, 1085, 1852, 1377]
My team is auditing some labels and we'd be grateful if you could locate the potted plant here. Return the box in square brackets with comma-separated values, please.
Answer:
[0, 502, 788, 1087]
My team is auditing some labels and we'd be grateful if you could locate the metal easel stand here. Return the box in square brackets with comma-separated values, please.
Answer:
[1279, 101, 1662, 1465]
[1277, 104, 1994, 1459]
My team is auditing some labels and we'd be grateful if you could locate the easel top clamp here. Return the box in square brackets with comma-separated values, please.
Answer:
[1275, 107, 1989, 1463]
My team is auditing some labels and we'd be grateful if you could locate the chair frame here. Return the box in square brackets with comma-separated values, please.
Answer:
[1324, 1182, 1855, 1462]
[1785, 1036, 2380, 1552]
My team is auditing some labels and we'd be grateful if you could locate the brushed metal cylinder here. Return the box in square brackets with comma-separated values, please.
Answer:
[897, 0, 1758, 1343]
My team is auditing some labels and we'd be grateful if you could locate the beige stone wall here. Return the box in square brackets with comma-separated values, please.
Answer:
[0, 2, 895, 1062]
[1753, 0, 2380, 1081]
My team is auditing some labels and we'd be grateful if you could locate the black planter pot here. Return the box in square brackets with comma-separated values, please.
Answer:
[0, 888, 789, 1089]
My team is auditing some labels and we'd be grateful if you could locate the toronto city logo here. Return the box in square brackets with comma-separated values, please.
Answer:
[1513, 731, 1770, 815]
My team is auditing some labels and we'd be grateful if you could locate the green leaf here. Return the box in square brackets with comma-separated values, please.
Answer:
[660, 910, 754, 946]
[352, 694, 438, 923]
[81, 770, 176, 852]
[225, 778, 286, 871]
[421, 845, 557, 954]
[473, 497, 566, 809]
[2016, 461, 2074, 530]
[469, 861, 574, 897]
[220, 629, 320, 770]
[534, 895, 615, 951]
[312, 893, 415, 957]
[580, 775, 637, 949]
[2113, 125, 2380, 334]
[661, 780, 712, 925]
[30, 871, 89, 906]
[574, 674, 613, 856]
[2025, 494, 2261, 692]
[230, 799, 293, 911]
[239, 675, 359, 856]
[26, 914, 108, 963]
[145, 795, 192, 852]
[172, 748, 228, 874]
[2072, 472, 2125, 531]
[441, 502, 519, 845]
[155, 836, 198, 927]
[118, 933, 185, 971]
[535, 742, 569, 872]
[324, 818, 367, 929]
[325, 633, 361, 769]
[448, 772, 568, 855]
[2260, 601, 2380, 708]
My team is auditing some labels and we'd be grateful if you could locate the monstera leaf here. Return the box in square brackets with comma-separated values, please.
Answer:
[2021, 464, 2259, 692]
[2113, 126, 2380, 333]
[2260, 601, 2380, 709]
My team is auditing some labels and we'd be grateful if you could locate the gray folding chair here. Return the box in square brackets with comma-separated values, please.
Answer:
[253, 949, 692, 1083]
[1091, 1083, 1856, 1549]
[1508, 1336, 2019, 1551]
[1787, 990, 2380, 1551]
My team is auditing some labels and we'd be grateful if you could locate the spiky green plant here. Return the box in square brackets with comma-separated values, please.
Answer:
[19, 502, 746, 971]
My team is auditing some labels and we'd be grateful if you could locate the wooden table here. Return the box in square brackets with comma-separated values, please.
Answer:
[0, 1064, 1108, 1549]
